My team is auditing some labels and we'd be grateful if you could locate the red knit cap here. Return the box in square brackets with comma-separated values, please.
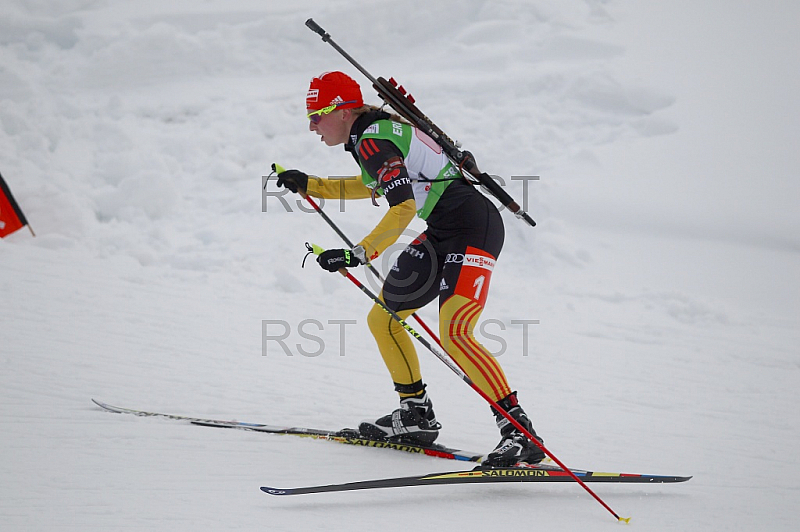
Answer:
[306, 71, 363, 111]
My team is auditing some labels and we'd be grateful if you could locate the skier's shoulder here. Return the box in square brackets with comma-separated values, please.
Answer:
[359, 118, 411, 140]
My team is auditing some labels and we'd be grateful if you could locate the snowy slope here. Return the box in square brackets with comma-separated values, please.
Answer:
[2, 1, 799, 530]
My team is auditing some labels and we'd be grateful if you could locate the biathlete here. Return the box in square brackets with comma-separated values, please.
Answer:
[275, 71, 544, 466]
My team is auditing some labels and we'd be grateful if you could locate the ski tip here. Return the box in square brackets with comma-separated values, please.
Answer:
[618, 516, 632, 524]
[261, 487, 290, 496]
[91, 399, 111, 410]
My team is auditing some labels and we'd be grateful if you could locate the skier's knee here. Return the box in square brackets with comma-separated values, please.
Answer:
[367, 303, 392, 337]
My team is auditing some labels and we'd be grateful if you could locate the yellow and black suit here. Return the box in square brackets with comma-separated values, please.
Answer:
[306, 110, 513, 403]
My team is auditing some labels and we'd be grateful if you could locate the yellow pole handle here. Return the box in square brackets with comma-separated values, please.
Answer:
[307, 242, 325, 256]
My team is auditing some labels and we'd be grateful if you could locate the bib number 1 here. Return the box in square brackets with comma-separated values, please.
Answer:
[454, 246, 496, 308]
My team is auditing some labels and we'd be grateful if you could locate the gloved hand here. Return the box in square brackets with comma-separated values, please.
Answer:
[317, 248, 362, 272]
[276, 169, 309, 194]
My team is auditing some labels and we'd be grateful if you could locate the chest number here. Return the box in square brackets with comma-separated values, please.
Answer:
[473, 275, 486, 301]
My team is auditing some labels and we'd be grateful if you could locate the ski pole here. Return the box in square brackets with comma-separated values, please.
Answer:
[271, 163, 445, 350]
[306, 243, 630, 523]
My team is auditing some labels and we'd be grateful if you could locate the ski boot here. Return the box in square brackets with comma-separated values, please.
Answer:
[483, 391, 545, 467]
[359, 391, 441, 445]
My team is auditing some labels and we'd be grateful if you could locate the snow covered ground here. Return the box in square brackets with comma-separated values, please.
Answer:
[2, 1, 799, 530]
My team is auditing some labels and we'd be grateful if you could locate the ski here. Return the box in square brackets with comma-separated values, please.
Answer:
[261, 463, 692, 496]
[91, 399, 483, 462]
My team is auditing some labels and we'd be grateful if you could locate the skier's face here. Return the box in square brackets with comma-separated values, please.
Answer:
[309, 109, 351, 147]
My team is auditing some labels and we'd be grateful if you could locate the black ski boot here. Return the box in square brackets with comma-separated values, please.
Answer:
[359, 391, 441, 445]
[484, 391, 545, 467]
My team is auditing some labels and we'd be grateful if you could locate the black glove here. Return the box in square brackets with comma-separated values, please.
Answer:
[276, 169, 308, 194]
[317, 248, 362, 272]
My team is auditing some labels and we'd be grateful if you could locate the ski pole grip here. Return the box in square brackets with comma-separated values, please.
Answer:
[306, 242, 325, 256]
[305, 19, 329, 41]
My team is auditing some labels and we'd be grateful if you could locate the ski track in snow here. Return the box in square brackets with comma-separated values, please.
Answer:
[2, 1, 799, 530]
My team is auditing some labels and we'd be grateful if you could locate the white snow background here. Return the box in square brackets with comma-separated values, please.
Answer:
[2, 0, 799, 530]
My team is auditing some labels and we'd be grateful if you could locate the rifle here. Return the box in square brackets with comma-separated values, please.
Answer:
[305, 18, 536, 227]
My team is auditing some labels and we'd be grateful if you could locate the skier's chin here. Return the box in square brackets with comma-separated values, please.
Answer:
[321, 136, 339, 147]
